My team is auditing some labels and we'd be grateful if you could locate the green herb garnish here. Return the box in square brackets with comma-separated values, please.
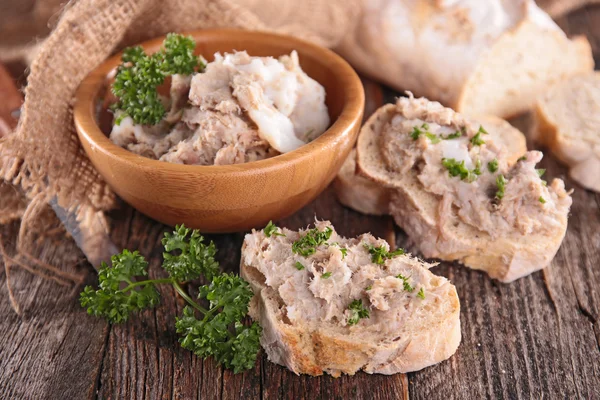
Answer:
[112, 33, 202, 125]
[264, 220, 285, 237]
[411, 125, 423, 140]
[425, 132, 441, 144]
[346, 299, 370, 325]
[321, 272, 332, 279]
[479, 126, 488, 135]
[442, 158, 479, 182]
[470, 132, 485, 146]
[473, 159, 482, 176]
[396, 274, 415, 292]
[537, 169, 546, 178]
[417, 287, 426, 299]
[365, 285, 372, 291]
[292, 226, 333, 257]
[518, 156, 527, 162]
[496, 175, 507, 200]
[294, 261, 305, 270]
[442, 131, 462, 140]
[488, 159, 499, 173]
[80, 224, 261, 373]
[364, 243, 405, 265]
[539, 196, 546, 204]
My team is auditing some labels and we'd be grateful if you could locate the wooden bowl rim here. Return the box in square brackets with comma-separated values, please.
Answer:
[74, 28, 364, 175]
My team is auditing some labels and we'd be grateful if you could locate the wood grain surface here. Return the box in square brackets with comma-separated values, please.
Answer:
[2, 6, 600, 400]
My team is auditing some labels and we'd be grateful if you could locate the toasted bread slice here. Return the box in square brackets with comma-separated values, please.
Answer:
[335, 113, 527, 215]
[240, 221, 461, 377]
[357, 97, 572, 282]
[533, 72, 600, 192]
[334, 149, 391, 215]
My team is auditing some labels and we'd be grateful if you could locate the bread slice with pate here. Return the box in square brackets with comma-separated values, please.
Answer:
[240, 221, 461, 377]
[533, 72, 600, 192]
[335, 113, 527, 215]
[356, 96, 572, 282]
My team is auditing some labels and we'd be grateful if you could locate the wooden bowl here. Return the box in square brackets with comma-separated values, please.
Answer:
[74, 29, 364, 232]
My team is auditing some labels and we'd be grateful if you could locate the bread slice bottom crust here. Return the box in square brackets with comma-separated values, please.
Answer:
[356, 104, 568, 283]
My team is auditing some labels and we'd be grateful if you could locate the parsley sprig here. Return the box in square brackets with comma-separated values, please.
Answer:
[364, 243, 405, 265]
[112, 33, 203, 125]
[442, 158, 480, 182]
[346, 299, 370, 325]
[292, 226, 333, 257]
[80, 224, 261, 373]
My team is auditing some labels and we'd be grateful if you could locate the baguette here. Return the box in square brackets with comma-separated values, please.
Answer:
[335, 113, 527, 215]
[357, 96, 572, 282]
[533, 72, 600, 192]
[240, 221, 461, 376]
[336, 0, 593, 119]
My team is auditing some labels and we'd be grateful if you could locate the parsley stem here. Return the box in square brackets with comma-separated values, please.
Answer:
[121, 277, 174, 292]
[172, 281, 208, 314]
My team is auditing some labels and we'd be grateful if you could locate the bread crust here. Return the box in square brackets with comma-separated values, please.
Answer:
[356, 102, 569, 282]
[533, 72, 600, 192]
[240, 238, 461, 377]
[336, 0, 594, 119]
[333, 149, 390, 215]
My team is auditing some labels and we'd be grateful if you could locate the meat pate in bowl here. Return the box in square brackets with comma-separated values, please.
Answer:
[74, 29, 364, 232]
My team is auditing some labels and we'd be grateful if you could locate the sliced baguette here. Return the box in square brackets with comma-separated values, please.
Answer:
[240, 221, 461, 377]
[533, 72, 600, 192]
[334, 148, 390, 215]
[335, 112, 527, 215]
[357, 97, 572, 282]
[336, 0, 593, 119]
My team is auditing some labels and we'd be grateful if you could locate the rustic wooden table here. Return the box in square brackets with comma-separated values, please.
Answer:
[1, 7, 600, 400]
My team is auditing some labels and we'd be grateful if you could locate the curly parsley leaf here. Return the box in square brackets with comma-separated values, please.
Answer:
[488, 158, 499, 173]
[112, 34, 201, 125]
[417, 287, 426, 299]
[158, 33, 200, 75]
[176, 273, 261, 373]
[79, 250, 161, 324]
[347, 299, 370, 325]
[292, 226, 333, 257]
[162, 225, 219, 282]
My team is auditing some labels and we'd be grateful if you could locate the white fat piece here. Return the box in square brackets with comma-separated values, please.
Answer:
[440, 139, 474, 169]
[222, 50, 329, 153]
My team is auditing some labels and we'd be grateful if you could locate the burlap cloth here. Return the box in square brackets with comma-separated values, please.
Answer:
[0, 0, 595, 265]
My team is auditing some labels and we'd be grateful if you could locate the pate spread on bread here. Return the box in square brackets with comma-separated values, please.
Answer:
[356, 96, 572, 282]
[533, 72, 600, 193]
[335, 113, 527, 216]
[336, 0, 593, 118]
[240, 221, 461, 376]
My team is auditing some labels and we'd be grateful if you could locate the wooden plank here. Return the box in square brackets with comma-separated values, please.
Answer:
[0, 219, 109, 399]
